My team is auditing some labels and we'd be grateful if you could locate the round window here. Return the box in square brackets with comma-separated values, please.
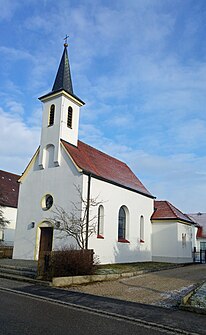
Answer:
[41, 194, 53, 211]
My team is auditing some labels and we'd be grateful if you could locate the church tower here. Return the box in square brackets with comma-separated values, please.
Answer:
[38, 41, 84, 168]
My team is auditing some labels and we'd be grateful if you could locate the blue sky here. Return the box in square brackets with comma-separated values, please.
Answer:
[0, 0, 206, 212]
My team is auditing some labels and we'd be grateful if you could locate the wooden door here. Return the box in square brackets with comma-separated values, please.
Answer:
[39, 227, 53, 259]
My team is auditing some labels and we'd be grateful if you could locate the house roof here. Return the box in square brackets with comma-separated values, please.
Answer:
[62, 140, 154, 198]
[0, 170, 20, 208]
[151, 200, 193, 224]
[188, 213, 206, 238]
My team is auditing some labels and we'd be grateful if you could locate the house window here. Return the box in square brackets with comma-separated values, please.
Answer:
[48, 104, 55, 126]
[182, 233, 186, 247]
[41, 194, 54, 211]
[67, 106, 73, 128]
[118, 206, 129, 242]
[97, 205, 104, 238]
[140, 215, 144, 243]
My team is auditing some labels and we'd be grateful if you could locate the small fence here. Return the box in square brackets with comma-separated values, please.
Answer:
[193, 250, 206, 264]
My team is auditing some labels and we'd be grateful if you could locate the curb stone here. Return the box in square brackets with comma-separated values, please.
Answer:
[52, 264, 190, 287]
[180, 281, 206, 315]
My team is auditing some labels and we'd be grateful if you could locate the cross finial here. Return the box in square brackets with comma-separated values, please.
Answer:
[64, 35, 69, 47]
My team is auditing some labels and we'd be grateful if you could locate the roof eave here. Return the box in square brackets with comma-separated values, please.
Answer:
[39, 89, 85, 106]
[151, 217, 193, 224]
[83, 170, 155, 199]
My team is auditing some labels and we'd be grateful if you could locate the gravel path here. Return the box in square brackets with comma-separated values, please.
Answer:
[70, 264, 206, 309]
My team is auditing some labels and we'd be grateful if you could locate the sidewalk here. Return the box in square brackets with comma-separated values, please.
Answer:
[71, 264, 206, 309]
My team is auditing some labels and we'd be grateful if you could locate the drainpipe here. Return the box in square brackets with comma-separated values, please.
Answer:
[85, 173, 91, 249]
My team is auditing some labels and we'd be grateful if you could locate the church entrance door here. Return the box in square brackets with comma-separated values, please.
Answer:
[39, 227, 53, 259]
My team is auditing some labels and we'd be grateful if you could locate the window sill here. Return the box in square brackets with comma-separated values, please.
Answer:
[97, 234, 104, 239]
[140, 239, 145, 243]
[118, 238, 130, 243]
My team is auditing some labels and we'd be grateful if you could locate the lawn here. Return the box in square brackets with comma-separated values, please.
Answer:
[95, 261, 180, 275]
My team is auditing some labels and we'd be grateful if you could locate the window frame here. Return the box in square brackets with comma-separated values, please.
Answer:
[118, 206, 129, 243]
[140, 215, 145, 243]
[48, 104, 55, 126]
[67, 106, 73, 128]
[97, 205, 104, 239]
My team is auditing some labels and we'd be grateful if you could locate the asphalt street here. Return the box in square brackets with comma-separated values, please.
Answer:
[0, 278, 205, 335]
[0, 289, 178, 335]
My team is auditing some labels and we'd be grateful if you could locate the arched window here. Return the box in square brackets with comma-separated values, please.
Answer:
[118, 206, 126, 240]
[97, 205, 104, 238]
[67, 106, 73, 128]
[48, 104, 55, 126]
[140, 215, 144, 243]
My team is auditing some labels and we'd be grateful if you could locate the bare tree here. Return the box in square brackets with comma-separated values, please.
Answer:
[49, 186, 102, 249]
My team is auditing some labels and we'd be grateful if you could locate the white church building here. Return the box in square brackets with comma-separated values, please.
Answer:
[13, 43, 195, 264]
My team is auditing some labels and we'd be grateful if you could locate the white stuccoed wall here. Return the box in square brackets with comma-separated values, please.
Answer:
[1, 206, 17, 245]
[83, 175, 154, 264]
[39, 92, 81, 168]
[152, 221, 193, 263]
[13, 146, 83, 260]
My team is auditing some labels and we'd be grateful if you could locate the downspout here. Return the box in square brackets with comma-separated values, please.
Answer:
[85, 173, 92, 249]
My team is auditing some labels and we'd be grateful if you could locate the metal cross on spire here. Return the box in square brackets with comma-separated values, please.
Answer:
[64, 34, 69, 47]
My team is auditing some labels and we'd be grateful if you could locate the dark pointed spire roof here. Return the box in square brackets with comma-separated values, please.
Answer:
[39, 43, 84, 105]
[52, 44, 73, 94]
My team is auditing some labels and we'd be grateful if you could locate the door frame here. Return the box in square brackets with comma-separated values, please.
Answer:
[35, 221, 53, 260]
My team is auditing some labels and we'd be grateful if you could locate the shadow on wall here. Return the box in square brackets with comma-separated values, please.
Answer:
[114, 242, 151, 264]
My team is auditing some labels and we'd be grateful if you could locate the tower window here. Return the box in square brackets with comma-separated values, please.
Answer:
[48, 104, 55, 126]
[67, 106, 73, 128]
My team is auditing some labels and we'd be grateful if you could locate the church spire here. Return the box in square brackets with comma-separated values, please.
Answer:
[52, 43, 73, 95]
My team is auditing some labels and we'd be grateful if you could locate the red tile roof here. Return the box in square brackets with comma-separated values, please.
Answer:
[188, 213, 206, 238]
[62, 140, 153, 198]
[151, 200, 193, 224]
[0, 170, 20, 208]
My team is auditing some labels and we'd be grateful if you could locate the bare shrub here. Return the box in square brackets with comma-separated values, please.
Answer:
[50, 246, 96, 278]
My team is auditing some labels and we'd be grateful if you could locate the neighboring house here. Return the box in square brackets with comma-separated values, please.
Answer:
[0, 170, 20, 246]
[188, 213, 206, 252]
[151, 201, 195, 263]
[13, 43, 155, 264]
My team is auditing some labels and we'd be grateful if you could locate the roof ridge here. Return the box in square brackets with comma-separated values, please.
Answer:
[61, 139, 153, 198]
[165, 200, 179, 218]
[78, 140, 128, 167]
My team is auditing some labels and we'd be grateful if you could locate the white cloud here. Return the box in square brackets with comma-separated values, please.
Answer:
[0, 108, 40, 173]
[6, 100, 24, 116]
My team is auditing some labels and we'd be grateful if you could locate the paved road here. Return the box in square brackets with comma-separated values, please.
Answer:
[0, 289, 178, 335]
[0, 277, 205, 334]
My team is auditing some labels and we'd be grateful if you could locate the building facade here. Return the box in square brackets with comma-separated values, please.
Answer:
[13, 44, 155, 264]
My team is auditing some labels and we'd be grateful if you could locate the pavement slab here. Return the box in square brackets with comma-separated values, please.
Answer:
[70, 264, 206, 308]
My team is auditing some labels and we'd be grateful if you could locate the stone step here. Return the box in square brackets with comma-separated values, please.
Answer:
[0, 271, 50, 286]
[0, 266, 36, 278]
